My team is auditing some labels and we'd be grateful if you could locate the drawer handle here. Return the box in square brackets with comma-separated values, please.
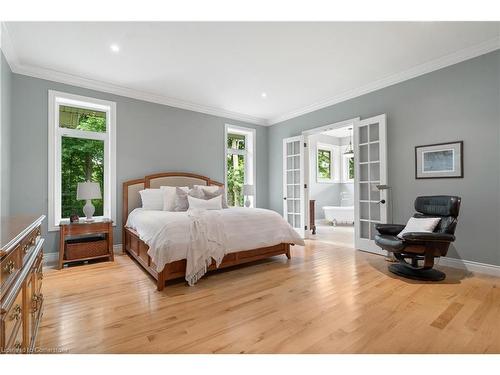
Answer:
[10, 304, 22, 321]
[3, 260, 15, 274]
[23, 244, 30, 254]
[32, 293, 43, 313]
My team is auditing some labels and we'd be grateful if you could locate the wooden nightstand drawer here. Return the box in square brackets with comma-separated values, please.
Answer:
[59, 219, 114, 269]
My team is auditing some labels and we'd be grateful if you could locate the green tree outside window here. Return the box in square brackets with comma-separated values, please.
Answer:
[60, 106, 106, 218]
[226, 133, 245, 206]
[317, 149, 332, 180]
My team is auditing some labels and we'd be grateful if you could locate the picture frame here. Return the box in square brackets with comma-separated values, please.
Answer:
[415, 141, 463, 179]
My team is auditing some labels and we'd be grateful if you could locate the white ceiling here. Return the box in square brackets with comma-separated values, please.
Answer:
[323, 127, 352, 138]
[3, 22, 500, 125]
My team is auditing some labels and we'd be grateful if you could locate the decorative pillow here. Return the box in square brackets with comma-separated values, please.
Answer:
[139, 189, 164, 210]
[187, 195, 223, 210]
[174, 187, 204, 212]
[194, 185, 229, 209]
[397, 217, 441, 239]
[160, 186, 188, 211]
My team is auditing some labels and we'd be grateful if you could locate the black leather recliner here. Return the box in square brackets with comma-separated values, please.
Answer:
[374, 195, 461, 281]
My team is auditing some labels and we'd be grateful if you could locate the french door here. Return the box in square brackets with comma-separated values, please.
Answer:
[282, 136, 305, 237]
[354, 114, 388, 255]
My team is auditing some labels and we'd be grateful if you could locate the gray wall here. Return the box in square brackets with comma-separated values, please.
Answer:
[269, 50, 500, 266]
[9, 74, 269, 254]
[0, 50, 12, 218]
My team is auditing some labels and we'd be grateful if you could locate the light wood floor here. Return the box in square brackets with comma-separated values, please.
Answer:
[37, 240, 500, 353]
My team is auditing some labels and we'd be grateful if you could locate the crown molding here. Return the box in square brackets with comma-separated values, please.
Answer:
[10, 63, 269, 125]
[0, 22, 19, 70]
[2, 20, 498, 128]
[268, 36, 500, 125]
[1, 21, 268, 126]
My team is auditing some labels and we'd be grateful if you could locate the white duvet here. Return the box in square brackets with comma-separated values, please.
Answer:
[126, 207, 305, 284]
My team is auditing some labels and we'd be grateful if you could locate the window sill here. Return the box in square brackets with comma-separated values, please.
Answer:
[316, 180, 339, 184]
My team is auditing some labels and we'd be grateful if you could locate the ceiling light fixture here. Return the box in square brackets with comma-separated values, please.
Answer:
[261, 92, 267, 99]
[110, 44, 120, 53]
[344, 127, 354, 155]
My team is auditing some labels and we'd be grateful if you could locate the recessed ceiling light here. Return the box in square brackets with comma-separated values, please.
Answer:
[110, 44, 120, 53]
[261, 92, 267, 99]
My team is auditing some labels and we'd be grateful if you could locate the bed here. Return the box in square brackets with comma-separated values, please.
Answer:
[122, 172, 304, 291]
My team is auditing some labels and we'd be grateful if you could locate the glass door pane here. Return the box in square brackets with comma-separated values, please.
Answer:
[354, 115, 387, 254]
[283, 136, 304, 235]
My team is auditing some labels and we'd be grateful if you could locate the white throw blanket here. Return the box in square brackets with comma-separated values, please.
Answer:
[185, 209, 227, 286]
[126, 207, 305, 285]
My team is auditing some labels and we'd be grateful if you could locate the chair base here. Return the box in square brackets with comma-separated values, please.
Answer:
[388, 263, 446, 281]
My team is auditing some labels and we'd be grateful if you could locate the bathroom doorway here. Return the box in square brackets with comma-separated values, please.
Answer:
[301, 115, 389, 255]
[303, 119, 357, 247]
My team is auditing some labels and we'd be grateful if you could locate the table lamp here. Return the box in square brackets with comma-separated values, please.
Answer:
[243, 184, 255, 208]
[77, 181, 102, 221]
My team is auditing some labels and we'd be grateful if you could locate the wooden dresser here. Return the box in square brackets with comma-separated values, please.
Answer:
[0, 215, 45, 354]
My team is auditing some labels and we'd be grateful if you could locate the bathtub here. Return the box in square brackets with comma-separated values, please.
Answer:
[323, 206, 354, 225]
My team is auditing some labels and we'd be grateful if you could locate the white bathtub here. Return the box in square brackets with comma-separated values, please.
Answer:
[323, 206, 354, 225]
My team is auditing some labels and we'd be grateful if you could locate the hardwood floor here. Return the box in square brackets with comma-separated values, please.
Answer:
[37, 240, 500, 353]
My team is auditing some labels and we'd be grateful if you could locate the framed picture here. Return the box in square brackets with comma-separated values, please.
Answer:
[415, 141, 463, 179]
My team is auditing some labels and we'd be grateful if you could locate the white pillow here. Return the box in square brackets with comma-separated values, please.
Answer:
[187, 195, 222, 210]
[160, 186, 188, 211]
[139, 189, 164, 210]
[397, 217, 441, 239]
[194, 184, 220, 194]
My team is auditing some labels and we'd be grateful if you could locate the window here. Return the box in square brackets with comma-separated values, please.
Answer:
[224, 125, 255, 207]
[48, 91, 116, 231]
[317, 148, 332, 180]
[342, 153, 355, 183]
[316, 143, 336, 182]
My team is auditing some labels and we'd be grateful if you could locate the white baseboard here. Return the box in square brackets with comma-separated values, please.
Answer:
[43, 244, 500, 278]
[43, 252, 59, 267]
[438, 257, 500, 278]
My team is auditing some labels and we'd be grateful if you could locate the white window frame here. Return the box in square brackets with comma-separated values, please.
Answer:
[48, 90, 116, 231]
[342, 151, 355, 183]
[224, 124, 256, 207]
[316, 143, 339, 183]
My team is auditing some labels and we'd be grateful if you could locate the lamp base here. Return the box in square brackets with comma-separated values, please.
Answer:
[244, 198, 251, 208]
[83, 199, 95, 221]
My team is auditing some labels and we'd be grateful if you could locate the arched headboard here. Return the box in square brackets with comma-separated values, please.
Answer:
[122, 172, 223, 234]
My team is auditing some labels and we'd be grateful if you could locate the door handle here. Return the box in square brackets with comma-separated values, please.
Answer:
[283, 197, 287, 200]
[380, 199, 386, 204]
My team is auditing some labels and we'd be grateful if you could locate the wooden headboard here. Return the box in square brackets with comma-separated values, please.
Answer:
[122, 172, 223, 240]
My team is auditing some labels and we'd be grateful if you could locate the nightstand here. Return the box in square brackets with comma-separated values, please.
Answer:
[58, 218, 114, 269]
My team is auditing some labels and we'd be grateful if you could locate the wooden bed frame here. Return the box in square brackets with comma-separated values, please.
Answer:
[122, 172, 291, 291]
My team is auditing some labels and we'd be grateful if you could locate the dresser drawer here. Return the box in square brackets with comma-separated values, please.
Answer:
[0, 245, 21, 297]
[2, 289, 23, 345]
[5, 320, 23, 354]
[21, 225, 42, 263]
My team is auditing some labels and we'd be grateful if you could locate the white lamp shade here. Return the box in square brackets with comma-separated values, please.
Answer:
[77, 181, 102, 200]
[243, 184, 255, 196]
